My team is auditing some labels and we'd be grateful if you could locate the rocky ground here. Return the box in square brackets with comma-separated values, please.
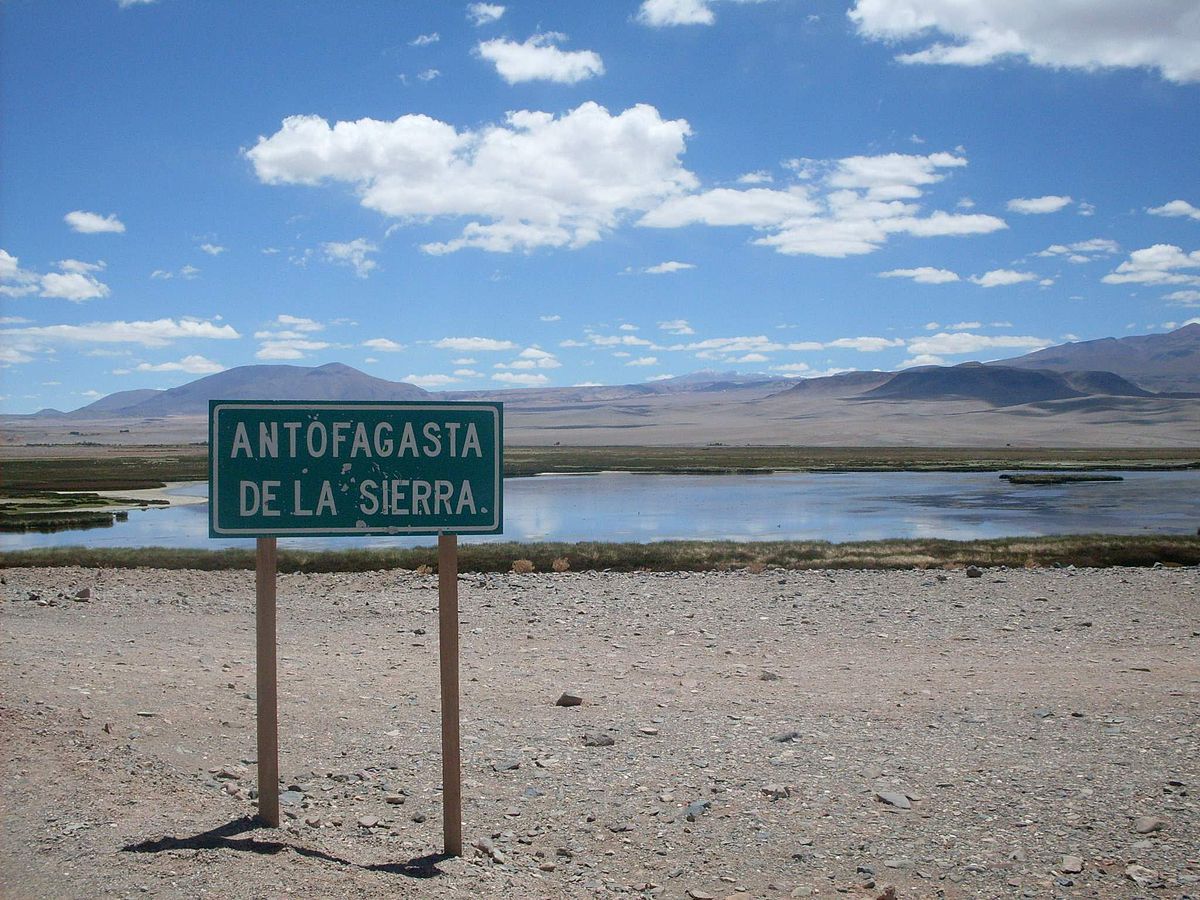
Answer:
[1, 564, 1197, 899]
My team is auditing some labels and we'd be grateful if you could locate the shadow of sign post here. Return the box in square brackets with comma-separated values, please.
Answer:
[209, 400, 503, 856]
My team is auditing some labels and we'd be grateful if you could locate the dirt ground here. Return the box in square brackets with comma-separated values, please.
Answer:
[1, 565, 1197, 899]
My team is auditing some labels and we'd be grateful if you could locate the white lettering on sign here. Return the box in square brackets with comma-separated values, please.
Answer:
[230, 419, 484, 460]
[358, 479, 477, 517]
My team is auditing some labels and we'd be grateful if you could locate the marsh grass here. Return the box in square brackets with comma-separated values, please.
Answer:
[2, 535, 1196, 573]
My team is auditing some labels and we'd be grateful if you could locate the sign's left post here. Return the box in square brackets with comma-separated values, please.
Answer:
[255, 535, 280, 827]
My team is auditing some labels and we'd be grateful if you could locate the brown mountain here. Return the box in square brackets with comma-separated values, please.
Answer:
[992, 323, 1200, 392]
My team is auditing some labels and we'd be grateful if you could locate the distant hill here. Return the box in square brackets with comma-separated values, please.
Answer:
[70, 362, 429, 418]
[993, 323, 1200, 392]
[857, 364, 1151, 407]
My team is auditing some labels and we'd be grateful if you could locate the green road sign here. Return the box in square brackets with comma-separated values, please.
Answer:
[209, 400, 503, 537]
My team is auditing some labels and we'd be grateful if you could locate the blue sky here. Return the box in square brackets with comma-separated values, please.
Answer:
[2, 0, 1198, 413]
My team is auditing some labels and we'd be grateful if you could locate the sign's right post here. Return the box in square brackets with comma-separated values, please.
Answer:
[438, 532, 463, 857]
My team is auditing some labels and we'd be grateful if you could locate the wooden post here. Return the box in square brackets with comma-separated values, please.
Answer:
[438, 533, 463, 856]
[255, 536, 280, 828]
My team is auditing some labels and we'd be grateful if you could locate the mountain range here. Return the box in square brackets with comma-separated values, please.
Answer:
[5, 324, 1198, 448]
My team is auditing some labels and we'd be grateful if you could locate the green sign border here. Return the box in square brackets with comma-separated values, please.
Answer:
[208, 399, 503, 538]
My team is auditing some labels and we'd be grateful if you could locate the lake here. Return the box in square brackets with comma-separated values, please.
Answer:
[2, 470, 1197, 550]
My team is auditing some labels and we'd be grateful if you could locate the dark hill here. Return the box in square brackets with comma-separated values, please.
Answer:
[994, 323, 1200, 392]
[858, 364, 1150, 407]
[76, 363, 429, 417]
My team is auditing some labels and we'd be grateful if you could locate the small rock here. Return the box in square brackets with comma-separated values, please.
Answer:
[759, 671, 782, 681]
[384, 793, 406, 805]
[965, 565, 983, 578]
[685, 799, 711, 821]
[687, 890, 715, 900]
[555, 692, 583, 707]
[638, 726, 660, 736]
[492, 758, 521, 772]
[772, 730, 802, 743]
[875, 791, 911, 810]
[72, 587, 92, 602]
[279, 790, 305, 807]
[761, 783, 791, 801]
[1132, 815, 1168, 834]
[1061, 855, 1084, 874]
[1033, 708, 1053, 719]
[1125, 864, 1161, 887]
[582, 733, 615, 747]
[357, 815, 379, 828]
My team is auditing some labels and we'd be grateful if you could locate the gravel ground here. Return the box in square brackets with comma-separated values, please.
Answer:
[1, 565, 1197, 899]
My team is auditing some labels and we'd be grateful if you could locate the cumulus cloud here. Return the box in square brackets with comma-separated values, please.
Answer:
[539, 314, 561, 322]
[969, 268, 1038, 287]
[256, 339, 331, 360]
[626, 356, 659, 366]
[64, 210, 126, 234]
[636, 0, 772, 27]
[1102, 244, 1200, 286]
[878, 266, 960, 283]
[849, 0, 1200, 84]
[1007, 195, 1073, 214]
[405, 373, 461, 388]
[1164, 289, 1200, 307]
[363, 337, 405, 352]
[476, 33, 604, 84]
[1035, 238, 1119, 262]
[467, 3, 505, 25]
[643, 260, 696, 274]
[410, 32, 439, 46]
[496, 347, 562, 370]
[825, 336, 905, 352]
[274, 314, 324, 332]
[322, 238, 378, 277]
[1, 251, 112, 302]
[658, 319, 695, 335]
[199, 242, 226, 256]
[248, 102, 694, 254]
[493, 371, 549, 385]
[434, 336, 518, 351]
[0, 317, 239, 347]
[1148, 199, 1200, 221]
[906, 331, 1051, 356]
[641, 151, 1005, 258]
[134, 355, 225, 374]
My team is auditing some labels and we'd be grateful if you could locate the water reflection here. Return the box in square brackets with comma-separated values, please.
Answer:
[1, 470, 1196, 551]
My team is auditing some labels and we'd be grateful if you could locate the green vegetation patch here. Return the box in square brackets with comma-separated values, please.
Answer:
[2, 535, 1196, 572]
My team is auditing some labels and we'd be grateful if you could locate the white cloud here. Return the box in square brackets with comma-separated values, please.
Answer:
[618, 324, 639, 331]
[1148, 199, 1200, 221]
[275, 314, 324, 332]
[248, 102, 694, 255]
[736, 170, 773, 185]
[970, 268, 1038, 288]
[410, 32, 439, 46]
[1102, 244, 1200, 287]
[642, 151, 1005, 258]
[906, 331, 1051, 356]
[658, 319, 695, 335]
[64, 210, 126, 234]
[179, 264, 200, 279]
[539, 314, 561, 322]
[434, 336, 518, 351]
[116, 0, 156, 7]
[1007, 195, 1073, 215]
[496, 347, 561, 370]
[626, 356, 659, 366]
[493, 371, 549, 385]
[454, 368, 484, 377]
[948, 320, 981, 329]
[0, 346, 35, 365]
[256, 339, 331, 360]
[476, 33, 604, 85]
[1164, 289, 1200, 307]
[898, 353, 946, 368]
[451, 357, 477, 365]
[134, 355, 225, 374]
[771, 362, 812, 373]
[0, 317, 239, 347]
[322, 238, 378, 278]
[467, 3, 505, 26]
[199, 243, 226, 256]
[57, 259, 105, 274]
[418, 69, 440, 82]
[1036, 238, 1119, 261]
[849, 0, 1200, 84]
[644, 260, 696, 274]
[878, 266, 960, 284]
[586, 333, 658, 348]
[405, 373, 461, 388]
[363, 337, 405, 352]
[825, 336, 905, 352]
[39, 271, 111, 301]
[636, 0, 771, 27]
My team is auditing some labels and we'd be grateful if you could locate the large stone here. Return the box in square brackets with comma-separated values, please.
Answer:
[875, 791, 911, 810]
[555, 692, 583, 707]
[1061, 855, 1084, 874]
[1132, 815, 1168, 834]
